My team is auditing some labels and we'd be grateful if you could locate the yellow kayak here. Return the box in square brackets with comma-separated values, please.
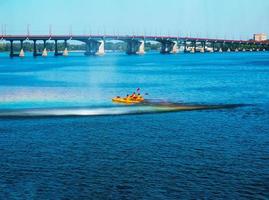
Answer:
[112, 96, 144, 104]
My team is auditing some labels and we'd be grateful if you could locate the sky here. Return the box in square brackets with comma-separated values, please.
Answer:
[0, 0, 269, 40]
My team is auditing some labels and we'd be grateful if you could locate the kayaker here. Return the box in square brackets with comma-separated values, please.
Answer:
[131, 92, 137, 99]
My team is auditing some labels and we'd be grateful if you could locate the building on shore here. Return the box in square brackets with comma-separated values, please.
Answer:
[253, 33, 267, 41]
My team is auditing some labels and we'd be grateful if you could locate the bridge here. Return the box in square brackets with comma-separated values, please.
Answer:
[1, 34, 269, 57]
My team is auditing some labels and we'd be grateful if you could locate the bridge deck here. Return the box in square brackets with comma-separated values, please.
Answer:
[1, 35, 268, 45]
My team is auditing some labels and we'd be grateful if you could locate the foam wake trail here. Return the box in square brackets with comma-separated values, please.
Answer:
[0, 102, 244, 118]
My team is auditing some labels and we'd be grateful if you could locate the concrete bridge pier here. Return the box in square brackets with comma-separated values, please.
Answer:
[211, 42, 215, 52]
[219, 42, 224, 52]
[210, 42, 215, 52]
[200, 41, 205, 53]
[183, 41, 187, 53]
[137, 40, 145, 55]
[19, 40, 25, 57]
[160, 40, 178, 54]
[190, 41, 196, 53]
[54, 40, 58, 55]
[85, 39, 105, 56]
[42, 40, 48, 57]
[9, 40, 14, 57]
[171, 41, 179, 53]
[208, 44, 213, 52]
[234, 43, 239, 51]
[126, 39, 145, 55]
[233, 43, 238, 52]
[160, 41, 169, 54]
[63, 40, 68, 56]
[96, 40, 105, 55]
[33, 40, 37, 56]
[215, 42, 220, 52]
[187, 41, 196, 53]
[237, 43, 242, 52]
[9, 40, 20, 57]
[54, 40, 63, 56]
[126, 40, 135, 54]
[33, 40, 42, 57]
[85, 40, 96, 55]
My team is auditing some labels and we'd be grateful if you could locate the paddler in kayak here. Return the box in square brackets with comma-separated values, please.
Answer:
[137, 93, 143, 100]
[130, 88, 142, 99]
[130, 92, 137, 99]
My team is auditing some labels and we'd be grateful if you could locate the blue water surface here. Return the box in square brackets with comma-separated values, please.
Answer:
[0, 52, 269, 199]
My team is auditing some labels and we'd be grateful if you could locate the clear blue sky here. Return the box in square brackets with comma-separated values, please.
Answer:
[1, 0, 269, 39]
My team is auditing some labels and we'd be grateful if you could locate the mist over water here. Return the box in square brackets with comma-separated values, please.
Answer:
[0, 51, 269, 199]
